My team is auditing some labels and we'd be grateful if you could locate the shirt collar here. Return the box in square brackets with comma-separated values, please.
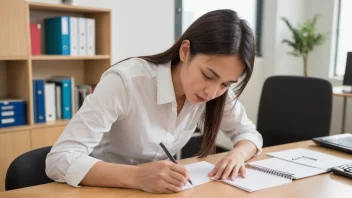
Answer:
[157, 61, 176, 105]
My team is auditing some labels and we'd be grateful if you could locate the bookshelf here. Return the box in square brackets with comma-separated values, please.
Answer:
[0, 0, 111, 191]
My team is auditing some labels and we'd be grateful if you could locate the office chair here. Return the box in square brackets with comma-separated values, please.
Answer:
[257, 76, 332, 147]
[5, 146, 53, 190]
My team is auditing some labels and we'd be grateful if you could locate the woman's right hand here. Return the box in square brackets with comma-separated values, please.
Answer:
[135, 160, 190, 194]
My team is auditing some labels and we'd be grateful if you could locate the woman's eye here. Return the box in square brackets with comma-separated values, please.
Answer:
[202, 72, 212, 80]
[222, 83, 230, 87]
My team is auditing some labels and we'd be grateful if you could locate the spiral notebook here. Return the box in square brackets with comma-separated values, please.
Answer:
[222, 158, 327, 192]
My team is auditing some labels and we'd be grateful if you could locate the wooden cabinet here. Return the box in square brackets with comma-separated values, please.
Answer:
[0, 131, 30, 191]
[0, 0, 29, 58]
[30, 126, 64, 150]
[0, 1, 111, 191]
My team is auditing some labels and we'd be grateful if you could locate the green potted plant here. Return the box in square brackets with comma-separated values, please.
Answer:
[281, 14, 327, 76]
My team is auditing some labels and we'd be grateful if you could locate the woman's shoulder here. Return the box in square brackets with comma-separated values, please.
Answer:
[106, 58, 158, 79]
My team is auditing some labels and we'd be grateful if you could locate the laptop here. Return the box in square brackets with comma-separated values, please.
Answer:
[313, 133, 352, 154]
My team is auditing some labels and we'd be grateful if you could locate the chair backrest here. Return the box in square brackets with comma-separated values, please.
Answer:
[5, 146, 53, 190]
[257, 76, 332, 147]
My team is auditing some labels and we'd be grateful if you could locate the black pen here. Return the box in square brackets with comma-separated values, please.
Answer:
[159, 142, 193, 185]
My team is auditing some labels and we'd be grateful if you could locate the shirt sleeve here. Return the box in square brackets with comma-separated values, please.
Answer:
[45, 70, 130, 187]
[219, 90, 263, 155]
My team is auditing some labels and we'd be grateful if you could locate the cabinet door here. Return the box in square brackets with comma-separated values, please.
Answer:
[31, 126, 64, 150]
[0, 130, 30, 191]
[0, 0, 29, 58]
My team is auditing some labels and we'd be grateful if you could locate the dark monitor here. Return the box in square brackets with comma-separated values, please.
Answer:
[343, 52, 352, 86]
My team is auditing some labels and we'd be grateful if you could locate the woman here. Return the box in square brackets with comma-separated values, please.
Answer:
[46, 9, 263, 194]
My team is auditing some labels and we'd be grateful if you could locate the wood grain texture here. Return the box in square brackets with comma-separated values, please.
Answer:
[0, 0, 29, 58]
[0, 131, 30, 192]
[1, 141, 351, 197]
[30, 126, 64, 150]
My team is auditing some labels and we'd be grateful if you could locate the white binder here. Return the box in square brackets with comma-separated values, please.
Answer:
[44, 83, 57, 121]
[86, 18, 95, 55]
[69, 17, 78, 56]
[78, 17, 87, 55]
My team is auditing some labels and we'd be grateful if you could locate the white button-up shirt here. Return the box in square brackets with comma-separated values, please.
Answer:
[46, 58, 263, 187]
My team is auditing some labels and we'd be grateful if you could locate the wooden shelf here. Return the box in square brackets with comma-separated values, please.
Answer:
[28, 2, 110, 13]
[0, 125, 31, 134]
[32, 119, 70, 129]
[0, 119, 69, 133]
[31, 55, 110, 60]
[0, 56, 28, 61]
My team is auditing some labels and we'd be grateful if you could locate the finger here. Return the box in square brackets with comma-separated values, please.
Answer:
[214, 161, 228, 180]
[169, 163, 187, 177]
[164, 182, 182, 193]
[231, 164, 242, 180]
[239, 165, 246, 178]
[222, 161, 236, 180]
[208, 165, 219, 177]
[208, 159, 223, 177]
[169, 171, 186, 187]
[161, 188, 174, 194]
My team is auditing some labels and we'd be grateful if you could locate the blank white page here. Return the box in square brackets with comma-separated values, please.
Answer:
[182, 161, 215, 190]
[267, 148, 352, 170]
[222, 168, 292, 192]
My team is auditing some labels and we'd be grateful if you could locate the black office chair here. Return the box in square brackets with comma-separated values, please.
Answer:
[257, 76, 332, 147]
[5, 146, 53, 190]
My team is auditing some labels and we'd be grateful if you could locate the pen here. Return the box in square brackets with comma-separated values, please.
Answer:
[159, 142, 193, 185]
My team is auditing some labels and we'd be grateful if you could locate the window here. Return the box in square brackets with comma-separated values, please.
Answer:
[175, 0, 263, 56]
[334, 0, 352, 76]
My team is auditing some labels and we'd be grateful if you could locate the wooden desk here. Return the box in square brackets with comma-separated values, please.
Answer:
[333, 86, 352, 133]
[1, 141, 352, 198]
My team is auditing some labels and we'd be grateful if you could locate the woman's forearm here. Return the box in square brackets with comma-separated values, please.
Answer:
[80, 161, 139, 189]
[231, 140, 258, 161]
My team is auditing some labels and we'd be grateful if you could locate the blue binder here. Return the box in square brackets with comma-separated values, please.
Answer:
[35, 80, 46, 123]
[44, 16, 70, 55]
[32, 80, 37, 123]
[49, 77, 72, 119]
[0, 99, 26, 128]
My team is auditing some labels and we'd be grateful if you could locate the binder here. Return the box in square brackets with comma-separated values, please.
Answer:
[0, 99, 26, 128]
[35, 80, 46, 123]
[56, 85, 62, 118]
[32, 80, 37, 123]
[44, 16, 70, 55]
[69, 17, 78, 56]
[53, 76, 76, 117]
[86, 18, 95, 55]
[44, 83, 57, 121]
[78, 17, 87, 55]
[30, 23, 41, 55]
[49, 77, 72, 119]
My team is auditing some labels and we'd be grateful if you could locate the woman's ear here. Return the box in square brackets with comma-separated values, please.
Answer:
[179, 40, 190, 62]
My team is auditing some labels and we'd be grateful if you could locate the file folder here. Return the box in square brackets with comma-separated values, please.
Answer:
[45, 16, 70, 55]
[86, 18, 95, 55]
[78, 17, 87, 55]
[70, 17, 78, 56]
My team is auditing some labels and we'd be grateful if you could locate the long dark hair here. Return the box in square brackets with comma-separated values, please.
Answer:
[121, 9, 256, 157]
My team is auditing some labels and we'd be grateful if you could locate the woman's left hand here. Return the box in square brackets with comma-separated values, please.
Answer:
[208, 150, 246, 181]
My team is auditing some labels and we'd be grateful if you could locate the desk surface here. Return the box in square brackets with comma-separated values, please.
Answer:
[333, 86, 352, 97]
[1, 141, 352, 198]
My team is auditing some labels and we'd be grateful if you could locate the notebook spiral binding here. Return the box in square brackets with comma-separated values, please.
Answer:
[248, 164, 296, 180]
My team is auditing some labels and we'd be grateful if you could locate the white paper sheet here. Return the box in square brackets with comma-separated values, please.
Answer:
[267, 148, 352, 170]
[182, 161, 215, 190]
